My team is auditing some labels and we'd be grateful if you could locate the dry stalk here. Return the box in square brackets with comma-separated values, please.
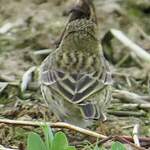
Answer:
[110, 29, 150, 63]
[133, 124, 140, 147]
[0, 145, 17, 150]
[0, 119, 107, 139]
[112, 89, 150, 104]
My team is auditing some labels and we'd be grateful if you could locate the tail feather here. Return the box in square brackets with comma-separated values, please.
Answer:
[80, 102, 100, 119]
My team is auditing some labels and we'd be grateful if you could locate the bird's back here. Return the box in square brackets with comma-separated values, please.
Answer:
[40, 4, 112, 127]
[52, 19, 102, 73]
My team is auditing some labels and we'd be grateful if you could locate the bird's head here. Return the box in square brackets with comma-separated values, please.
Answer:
[60, 18, 99, 53]
[59, 0, 99, 53]
[69, 0, 97, 24]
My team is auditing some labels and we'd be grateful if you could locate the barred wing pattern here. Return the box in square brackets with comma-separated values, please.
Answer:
[40, 55, 112, 120]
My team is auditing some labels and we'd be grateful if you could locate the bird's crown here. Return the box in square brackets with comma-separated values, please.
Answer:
[65, 19, 97, 36]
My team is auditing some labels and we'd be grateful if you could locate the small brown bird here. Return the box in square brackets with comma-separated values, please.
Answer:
[40, 0, 112, 127]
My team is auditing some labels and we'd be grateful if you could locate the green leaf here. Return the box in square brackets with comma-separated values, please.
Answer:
[27, 132, 47, 150]
[42, 125, 54, 150]
[52, 132, 69, 150]
[111, 142, 126, 150]
[93, 145, 100, 150]
[64, 146, 76, 150]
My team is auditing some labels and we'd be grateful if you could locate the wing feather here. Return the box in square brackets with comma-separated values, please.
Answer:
[41, 68, 108, 104]
[40, 51, 112, 119]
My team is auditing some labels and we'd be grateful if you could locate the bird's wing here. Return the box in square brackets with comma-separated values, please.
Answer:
[100, 54, 113, 85]
[40, 54, 112, 119]
[41, 54, 112, 101]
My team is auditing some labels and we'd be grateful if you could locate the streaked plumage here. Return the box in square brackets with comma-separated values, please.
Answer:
[40, 18, 112, 127]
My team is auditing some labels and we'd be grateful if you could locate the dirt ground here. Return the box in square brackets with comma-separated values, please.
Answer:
[0, 0, 150, 149]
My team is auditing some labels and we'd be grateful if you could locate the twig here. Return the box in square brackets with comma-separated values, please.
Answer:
[115, 53, 130, 67]
[121, 136, 150, 143]
[112, 72, 129, 78]
[135, 24, 150, 41]
[0, 149, 16, 150]
[120, 103, 150, 110]
[33, 49, 53, 56]
[110, 29, 150, 63]
[110, 103, 150, 111]
[0, 75, 15, 82]
[21, 66, 36, 92]
[114, 136, 146, 150]
[112, 89, 150, 103]
[0, 145, 17, 150]
[107, 110, 146, 117]
[97, 135, 147, 150]
[98, 136, 113, 145]
[0, 119, 107, 139]
[0, 75, 20, 86]
[0, 19, 24, 34]
[133, 124, 140, 147]
[0, 82, 8, 93]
